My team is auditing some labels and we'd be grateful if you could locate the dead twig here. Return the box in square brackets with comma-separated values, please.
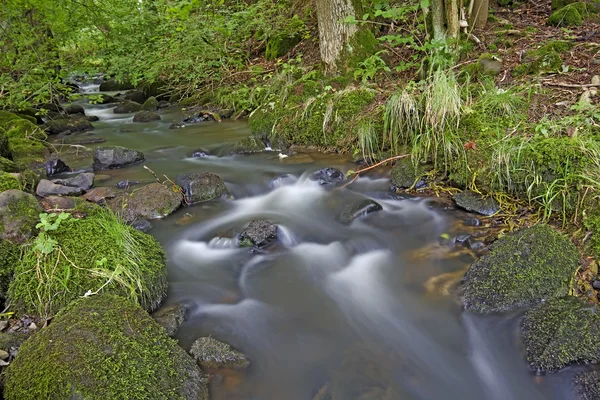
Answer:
[340, 154, 411, 189]
[542, 81, 600, 89]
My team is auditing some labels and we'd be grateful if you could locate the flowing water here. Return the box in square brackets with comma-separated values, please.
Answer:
[61, 86, 579, 399]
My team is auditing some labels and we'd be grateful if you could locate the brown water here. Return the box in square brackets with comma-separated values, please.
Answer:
[63, 88, 579, 400]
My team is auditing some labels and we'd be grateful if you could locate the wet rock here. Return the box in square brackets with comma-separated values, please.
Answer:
[169, 122, 185, 129]
[574, 369, 600, 400]
[338, 199, 383, 224]
[45, 159, 70, 176]
[82, 187, 118, 204]
[191, 149, 210, 158]
[522, 297, 600, 371]
[63, 104, 85, 115]
[238, 220, 278, 247]
[455, 234, 472, 247]
[86, 115, 100, 122]
[175, 172, 229, 204]
[45, 117, 94, 135]
[113, 100, 142, 114]
[452, 191, 499, 216]
[98, 79, 134, 91]
[36, 180, 82, 197]
[190, 337, 250, 370]
[310, 168, 344, 187]
[461, 225, 579, 313]
[52, 172, 95, 191]
[124, 89, 147, 104]
[463, 217, 482, 227]
[116, 180, 140, 189]
[133, 111, 161, 123]
[152, 303, 188, 337]
[141, 96, 159, 111]
[40, 196, 76, 211]
[93, 146, 144, 170]
[593, 279, 600, 290]
[131, 218, 153, 232]
[109, 183, 182, 223]
[0, 190, 40, 244]
[96, 94, 117, 104]
[4, 295, 208, 400]
[231, 136, 266, 154]
[391, 158, 431, 189]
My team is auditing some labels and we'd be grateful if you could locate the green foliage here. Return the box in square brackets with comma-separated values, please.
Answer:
[353, 51, 391, 83]
[0, 172, 21, 192]
[8, 210, 167, 318]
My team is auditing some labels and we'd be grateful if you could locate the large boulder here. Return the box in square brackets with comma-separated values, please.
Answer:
[133, 111, 161, 122]
[190, 337, 250, 370]
[338, 199, 382, 225]
[98, 79, 134, 91]
[452, 191, 500, 216]
[0, 190, 40, 244]
[93, 146, 144, 170]
[4, 295, 208, 400]
[238, 220, 278, 247]
[36, 179, 83, 197]
[141, 96, 159, 111]
[175, 172, 229, 204]
[8, 210, 168, 317]
[113, 100, 142, 114]
[231, 136, 266, 154]
[391, 158, 431, 189]
[521, 297, 600, 372]
[124, 89, 147, 104]
[109, 183, 182, 223]
[45, 117, 94, 135]
[460, 225, 580, 313]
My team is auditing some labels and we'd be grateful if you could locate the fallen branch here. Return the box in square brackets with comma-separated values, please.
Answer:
[340, 154, 410, 189]
[542, 81, 600, 89]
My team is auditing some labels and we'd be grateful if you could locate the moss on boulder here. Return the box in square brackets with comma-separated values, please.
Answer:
[108, 182, 183, 223]
[8, 210, 168, 317]
[175, 172, 229, 204]
[513, 41, 572, 76]
[0, 173, 20, 192]
[0, 190, 40, 244]
[574, 370, 600, 400]
[0, 239, 20, 302]
[0, 112, 47, 172]
[391, 158, 431, 189]
[141, 96, 159, 111]
[548, 3, 585, 26]
[461, 225, 579, 313]
[4, 294, 208, 400]
[232, 135, 267, 154]
[521, 297, 600, 371]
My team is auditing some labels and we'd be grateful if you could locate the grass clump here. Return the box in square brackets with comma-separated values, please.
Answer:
[8, 210, 167, 318]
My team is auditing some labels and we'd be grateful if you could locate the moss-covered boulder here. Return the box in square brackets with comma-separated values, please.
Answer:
[452, 191, 500, 216]
[513, 41, 571, 76]
[574, 370, 600, 400]
[45, 117, 93, 135]
[4, 294, 208, 400]
[548, 3, 585, 26]
[461, 225, 580, 313]
[113, 100, 142, 114]
[231, 135, 266, 154]
[141, 96, 159, 111]
[0, 239, 20, 303]
[133, 110, 161, 122]
[175, 172, 229, 204]
[0, 113, 47, 171]
[190, 337, 250, 370]
[391, 158, 431, 189]
[109, 182, 183, 223]
[98, 79, 134, 91]
[0, 190, 40, 244]
[8, 211, 168, 317]
[0, 173, 20, 192]
[521, 297, 600, 371]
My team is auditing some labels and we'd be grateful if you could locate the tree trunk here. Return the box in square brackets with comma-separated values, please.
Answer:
[316, 0, 360, 74]
[431, 0, 446, 40]
[445, 0, 460, 38]
[469, 0, 489, 30]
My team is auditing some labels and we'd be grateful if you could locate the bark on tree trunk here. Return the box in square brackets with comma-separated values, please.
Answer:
[316, 0, 359, 74]
[431, 0, 446, 40]
[469, 0, 489, 30]
[445, 0, 460, 38]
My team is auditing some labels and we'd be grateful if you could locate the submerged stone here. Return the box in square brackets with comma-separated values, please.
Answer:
[461, 224, 579, 313]
[132, 110, 160, 122]
[190, 336, 250, 370]
[452, 191, 499, 216]
[339, 199, 383, 224]
[522, 297, 600, 371]
[152, 303, 188, 337]
[175, 172, 229, 204]
[4, 295, 208, 400]
[238, 220, 278, 247]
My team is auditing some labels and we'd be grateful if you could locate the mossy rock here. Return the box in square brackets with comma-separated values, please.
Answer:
[0, 157, 16, 173]
[391, 158, 431, 189]
[548, 3, 585, 26]
[266, 34, 301, 61]
[4, 294, 208, 400]
[513, 41, 571, 76]
[141, 96, 159, 111]
[108, 182, 183, 223]
[8, 210, 168, 317]
[0, 190, 40, 244]
[461, 224, 580, 313]
[232, 135, 266, 154]
[0, 113, 47, 172]
[574, 370, 600, 400]
[113, 100, 142, 114]
[175, 172, 229, 204]
[521, 297, 600, 371]
[98, 79, 134, 91]
[190, 337, 250, 370]
[45, 117, 94, 135]
[0, 173, 20, 192]
[0, 239, 20, 302]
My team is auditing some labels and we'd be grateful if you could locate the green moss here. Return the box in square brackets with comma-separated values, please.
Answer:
[0, 172, 20, 192]
[461, 224, 580, 313]
[548, 4, 584, 26]
[344, 28, 379, 72]
[231, 135, 266, 153]
[0, 157, 16, 173]
[266, 35, 301, 61]
[4, 294, 208, 400]
[391, 157, 431, 189]
[8, 210, 168, 318]
[521, 296, 600, 371]
[0, 239, 20, 302]
[0, 190, 40, 245]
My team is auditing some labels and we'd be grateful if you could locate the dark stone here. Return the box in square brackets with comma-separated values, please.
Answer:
[93, 146, 145, 170]
[133, 111, 161, 123]
[175, 172, 229, 204]
[461, 225, 580, 313]
[124, 90, 147, 104]
[452, 191, 500, 216]
[113, 100, 142, 114]
[455, 234, 472, 247]
[131, 219, 153, 232]
[158, 100, 170, 109]
[310, 168, 344, 187]
[151, 303, 187, 337]
[189, 337, 250, 370]
[169, 123, 185, 129]
[338, 199, 383, 224]
[594, 280, 600, 290]
[391, 158, 431, 189]
[238, 220, 278, 247]
[63, 104, 85, 115]
[45, 117, 94, 135]
[463, 217, 482, 227]
[108, 183, 182, 223]
[96, 94, 117, 104]
[52, 172, 95, 191]
[231, 136, 265, 154]
[98, 79, 134, 91]
[522, 297, 600, 371]
[87, 115, 100, 122]
[467, 240, 486, 250]
[116, 180, 140, 189]
[45, 159, 71, 176]
[141, 97, 159, 111]
[191, 149, 209, 158]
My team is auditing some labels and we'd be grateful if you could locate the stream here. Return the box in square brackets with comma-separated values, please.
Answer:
[59, 86, 578, 400]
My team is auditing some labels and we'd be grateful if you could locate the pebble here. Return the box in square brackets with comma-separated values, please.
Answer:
[593, 279, 600, 290]
[0, 350, 9, 360]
